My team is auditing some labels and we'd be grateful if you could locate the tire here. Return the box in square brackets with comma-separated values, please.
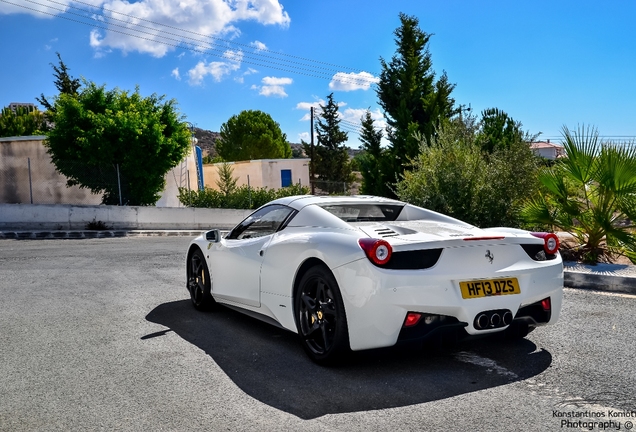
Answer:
[294, 265, 350, 365]
[187, 248, 215, 311]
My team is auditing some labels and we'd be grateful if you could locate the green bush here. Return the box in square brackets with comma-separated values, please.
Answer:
[396, 118, 540, 228]
[178, 183, 310, 209]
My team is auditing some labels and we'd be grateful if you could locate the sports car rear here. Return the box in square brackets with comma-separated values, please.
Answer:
[332, 229, 563, 351]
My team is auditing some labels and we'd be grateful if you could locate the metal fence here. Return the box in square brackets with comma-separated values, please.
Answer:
[310, 179, 360, 195]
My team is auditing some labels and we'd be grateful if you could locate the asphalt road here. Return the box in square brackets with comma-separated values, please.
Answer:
[1, 237, 634, 431]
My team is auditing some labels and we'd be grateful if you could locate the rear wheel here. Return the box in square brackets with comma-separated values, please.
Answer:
[187, 248, 215, 311]
[295, 265, 349, 365]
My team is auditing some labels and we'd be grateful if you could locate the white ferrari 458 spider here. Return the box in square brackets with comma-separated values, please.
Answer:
[185, 195, 563, 364]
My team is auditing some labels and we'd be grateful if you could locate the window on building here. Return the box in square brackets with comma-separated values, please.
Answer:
[281, 169, 292, 187]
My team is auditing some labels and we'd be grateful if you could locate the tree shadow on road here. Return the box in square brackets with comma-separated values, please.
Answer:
[146, 300, 552, 420]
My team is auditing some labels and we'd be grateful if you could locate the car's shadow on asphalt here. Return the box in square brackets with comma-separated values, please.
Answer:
[146, 300, 552, 420]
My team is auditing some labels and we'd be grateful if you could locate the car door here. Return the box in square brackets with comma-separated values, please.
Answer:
[209, 205, 295, 308]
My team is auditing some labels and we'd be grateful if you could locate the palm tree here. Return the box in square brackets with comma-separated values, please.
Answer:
[521, 125, 636, 263]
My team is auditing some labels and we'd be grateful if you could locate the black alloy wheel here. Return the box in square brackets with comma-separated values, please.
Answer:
[295, 265, 349, 364]
[187, 249, 215, 310]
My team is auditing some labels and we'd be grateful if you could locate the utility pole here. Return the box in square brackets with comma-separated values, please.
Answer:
[310, 106, 315, 195]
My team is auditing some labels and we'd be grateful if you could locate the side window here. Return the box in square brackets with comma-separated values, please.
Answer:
[227, 205, 295, 240]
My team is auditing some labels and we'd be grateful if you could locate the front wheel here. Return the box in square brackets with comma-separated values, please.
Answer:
[187, 248, 215, 311]
[294, 265, 349, 365]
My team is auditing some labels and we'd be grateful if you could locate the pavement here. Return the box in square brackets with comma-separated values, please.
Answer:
[1, 229, 635, 295]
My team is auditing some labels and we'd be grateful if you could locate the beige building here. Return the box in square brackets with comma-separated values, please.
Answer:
[204, 158, 310, 190]
[0, 136, 197, 207]
[530, 141, 565, 160]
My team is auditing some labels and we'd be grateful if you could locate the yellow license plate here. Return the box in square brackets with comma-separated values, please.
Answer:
[459, 278, 520, 299]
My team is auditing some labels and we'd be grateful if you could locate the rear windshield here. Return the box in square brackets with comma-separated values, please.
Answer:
[318, 204, 404, 222]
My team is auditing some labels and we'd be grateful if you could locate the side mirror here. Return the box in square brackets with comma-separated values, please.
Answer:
[205, 229, 221, 243]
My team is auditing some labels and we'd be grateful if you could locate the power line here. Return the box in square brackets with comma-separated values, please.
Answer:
[55, 0, 367, 73]
[17, 0, 368, 82]
[33, 0, 362, 76]
[3, 0, 378, 86]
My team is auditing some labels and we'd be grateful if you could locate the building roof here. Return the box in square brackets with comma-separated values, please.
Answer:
[530, 141, 563, 149]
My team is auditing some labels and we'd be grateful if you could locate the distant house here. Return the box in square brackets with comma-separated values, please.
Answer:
[530, 141, 565, 160]
[7, 102, 37, 113]
[203, 159, 310, 191]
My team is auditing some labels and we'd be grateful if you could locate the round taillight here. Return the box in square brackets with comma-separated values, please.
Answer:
[358, 238, 393, 266]
[531, 232, 560, 255]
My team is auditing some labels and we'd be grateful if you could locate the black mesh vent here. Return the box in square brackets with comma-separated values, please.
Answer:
[375, 227, 399, 238]
[379, 248, 443, 270]
[521, 244, 557, 261]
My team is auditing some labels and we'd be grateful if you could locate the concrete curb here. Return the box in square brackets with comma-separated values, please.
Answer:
[2, 231, 635, 295]
[0, 230, 204, 239]
[563, 262, 636, 295]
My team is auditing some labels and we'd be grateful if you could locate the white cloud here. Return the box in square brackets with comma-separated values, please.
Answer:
[340, 107, 387, 130]
[96, 0, 289, 57]
[296, 100, 324, 111]
[233, 0, 290, 26]
[250, 40, 267, 51]
[171, 67, 181, 81]
[0, 0, 101, 18]
[90, 29, 113, 58]
[44, 38, 58, 51]
[0, 0, 65, 17]
[296, 99, 325, 121]
[187, 50, 243, 85]
[3, 0, 290, 58]
[252, 76, 292, 97]
[298, 132, 310, 142]
[329, 71, 380, 92]
[262, 76, 292, 86]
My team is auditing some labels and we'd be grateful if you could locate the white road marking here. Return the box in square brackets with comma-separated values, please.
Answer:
[454, 351, 519, 380]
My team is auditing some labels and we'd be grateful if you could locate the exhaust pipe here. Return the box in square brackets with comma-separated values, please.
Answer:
[502, 311, 513, 326]
[476, 314, 489, 329]
[490, 313, 501, 327]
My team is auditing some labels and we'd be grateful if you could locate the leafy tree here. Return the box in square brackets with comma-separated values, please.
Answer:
[46, 80, 191, 205]
[307, 93, 353, 193]
[217, 110, 291, 161]
[358, 110, 390, 196]
[36, 52, 81, 113]
[0, 105, 49, 137]
[396, 116, 540, 228]
[476, 108, 526, 153]
[377, 13, 457, 190]
[521, 126, 636, 263]
[216, 162, 238, 196]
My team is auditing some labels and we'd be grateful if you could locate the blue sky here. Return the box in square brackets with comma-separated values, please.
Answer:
[1, 0, 635, 148]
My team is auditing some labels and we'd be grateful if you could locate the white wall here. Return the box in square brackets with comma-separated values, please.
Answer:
[203, 158, 310, 190]
[0, 136, 198, 207]
[0, 203, 252, 230]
